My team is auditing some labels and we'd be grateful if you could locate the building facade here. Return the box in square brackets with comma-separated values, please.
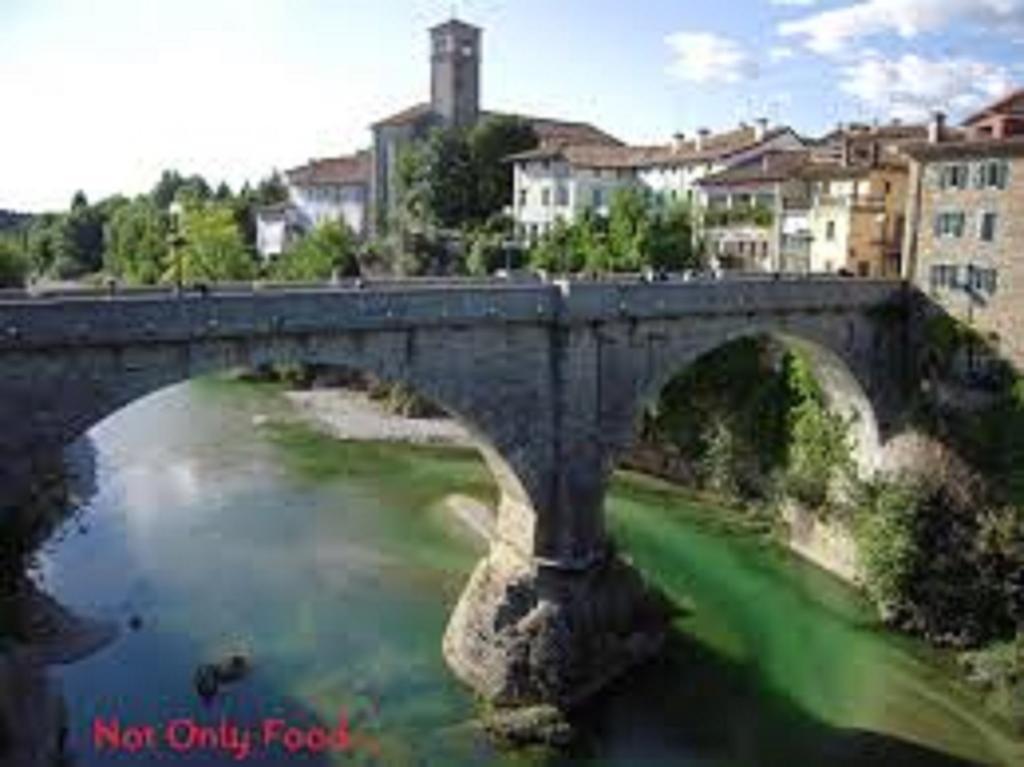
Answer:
[255, 151, 371, 259]
[508, 122, 805, 252]
[904, 125, 1024, 369]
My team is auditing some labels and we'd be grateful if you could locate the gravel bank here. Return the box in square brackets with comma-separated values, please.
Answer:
[283, 388, 475, 447]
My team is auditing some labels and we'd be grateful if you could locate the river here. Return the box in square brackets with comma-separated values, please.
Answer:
[25, 380, 1024, 765]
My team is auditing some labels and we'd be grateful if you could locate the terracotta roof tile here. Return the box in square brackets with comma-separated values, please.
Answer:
[698, 150, 812, 187]
[902, 136, 1024, 160]
[372, 102, 436, 128]
[286, 150, 371, 186]
[640, 126, 797, 167]
[963, 87, 1024, 125]
[506, 143, 659, 169]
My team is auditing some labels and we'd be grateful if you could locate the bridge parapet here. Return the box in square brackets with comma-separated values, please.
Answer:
[0, 278, 905, 350]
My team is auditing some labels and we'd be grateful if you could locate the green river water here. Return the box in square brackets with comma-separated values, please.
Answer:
[33, 380, 1023, 765]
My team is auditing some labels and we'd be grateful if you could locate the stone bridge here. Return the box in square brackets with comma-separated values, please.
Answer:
[0, 277, 912, 707]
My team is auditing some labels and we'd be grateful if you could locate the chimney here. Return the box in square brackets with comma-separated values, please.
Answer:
[754, 117, 769, 141]
[671, 132, 687, 152]
[695, 127, 710, 151]
[928, 111, 946, 144]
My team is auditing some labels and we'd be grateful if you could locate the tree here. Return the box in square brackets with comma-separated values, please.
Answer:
[607, 187, 649, 271]
[50, 191, 105, 278]
[104, 198, 168, 284]
[647, 202, 696, 271]
[151, 170, 212, 210]
[423, 128, 477, 229]
[255, 172, 288, 206]
[214, 181, 233, 201]
[165, 201, 253, 283]
[529, 218, 584, 273]
[468, 116, 538, 219]
[271, 220, 358, 281]
[0, 237, 27, 287]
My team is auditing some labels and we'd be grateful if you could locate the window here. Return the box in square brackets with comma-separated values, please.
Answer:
[541, 188, 551, 207]
[592, 188, 604, 208]
[518, 189, 528, 208]
[555, 184, 569, 207]
[967, 264, 998, 295]
[934, 212, 966, 239]
[938, 163, 970, 190]
[826, 221, 836, 241]
[980, 211, 998, 243]
[930, 264, 959, 290]
[975, 160, 1010, 190]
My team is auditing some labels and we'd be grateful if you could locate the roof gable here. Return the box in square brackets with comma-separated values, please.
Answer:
[964, 88, 1024, 125]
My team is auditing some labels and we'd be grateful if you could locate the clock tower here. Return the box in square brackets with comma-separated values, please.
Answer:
[430, 19, 481, 129]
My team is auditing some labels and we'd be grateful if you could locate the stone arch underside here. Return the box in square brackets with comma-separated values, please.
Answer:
[0, 324, 559, 567]
[591, 310, 908, 491]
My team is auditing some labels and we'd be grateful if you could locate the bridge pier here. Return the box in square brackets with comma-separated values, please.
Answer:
[442, 321, 671, 709]
[442, 540, 668, 708]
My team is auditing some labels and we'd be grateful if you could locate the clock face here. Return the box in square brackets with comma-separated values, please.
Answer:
[461, 43, 474, 57]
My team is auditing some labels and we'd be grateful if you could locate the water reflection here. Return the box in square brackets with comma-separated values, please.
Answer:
[1, 380, 1020, 766]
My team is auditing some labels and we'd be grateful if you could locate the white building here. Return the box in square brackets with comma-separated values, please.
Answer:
[508, 144, 655, 244]
[638, 120, 804, 208]
[508, 121, 805, 247]
[255, 151, 371, 259]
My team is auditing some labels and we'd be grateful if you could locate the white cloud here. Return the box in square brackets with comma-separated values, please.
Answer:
[769, 46, 796, 62]
[780, 0, 1024, 54]
[665, 32, 757, 84]
[840, 51, 1015, 120]
[770, 0, 819, 7]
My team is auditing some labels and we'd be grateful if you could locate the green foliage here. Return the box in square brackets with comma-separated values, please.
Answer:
[270, 220, 358, 281]
[852, 478, 921, 609]
[642, 337, 855, 514]
[646, 202, 696, 271]
[528, 191, 697, 274]
[468, 116, 538, 217]
[423, 128, 478, 229]
[0, 237, 27, 287]
[529, 218, 585, 273]
[465, 215, 522, 276]
[783, 354, 854, 509]
[165, 200, 253, 283]
[959, 634, 1024, 731]
[151, 170, 212, 209]
[703, 204, 774, 229]
[103, 197, 168, 284]
[607, 187, 649, 271]
[393, 117, 538, 237]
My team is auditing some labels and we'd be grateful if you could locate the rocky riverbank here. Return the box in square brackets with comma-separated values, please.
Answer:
[283, 389, 474, 447]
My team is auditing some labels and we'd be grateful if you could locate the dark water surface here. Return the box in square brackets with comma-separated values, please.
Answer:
[34, 381, 1022, 765]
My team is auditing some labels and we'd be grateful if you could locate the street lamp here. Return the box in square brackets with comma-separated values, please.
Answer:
[168, 201, 186, 295]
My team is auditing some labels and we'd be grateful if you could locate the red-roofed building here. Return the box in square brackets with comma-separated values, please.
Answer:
[256, 150, 371, 258]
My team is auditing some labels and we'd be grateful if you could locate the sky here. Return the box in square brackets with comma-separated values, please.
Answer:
[2, 0, 1023, 211]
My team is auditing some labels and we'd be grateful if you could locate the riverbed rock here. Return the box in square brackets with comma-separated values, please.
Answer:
[483, 704, 573, 747]
[443, 542, 670, 709]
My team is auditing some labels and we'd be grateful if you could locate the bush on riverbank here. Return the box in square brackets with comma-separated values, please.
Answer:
[640, 337, 851, 510]
[639, 332, 1024, 728]
[959, 634, 1024, 734]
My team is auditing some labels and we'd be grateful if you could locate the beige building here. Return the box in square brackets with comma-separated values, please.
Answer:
[795, 163, 908, 277]
[904, 93, 1024, 370]
[694, 145, 910, 276]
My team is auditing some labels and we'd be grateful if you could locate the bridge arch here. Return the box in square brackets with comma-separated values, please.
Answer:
[0, 325, 559, 568]
[631, 327, 884, 476]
